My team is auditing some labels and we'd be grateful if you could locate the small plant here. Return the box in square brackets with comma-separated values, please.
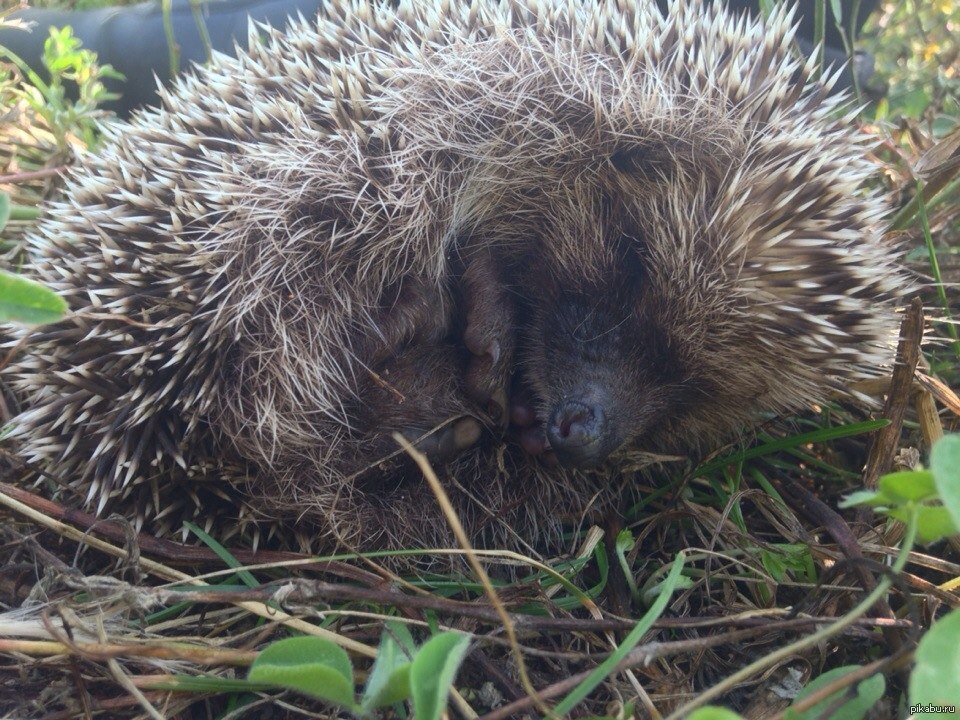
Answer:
[909, 607, 960, 718]
[843, 436, 960, 717]
[1, 24, 121, 154]
[840, 433, 960, 544]
[689, 435, 960, 720]
[783, 666, 887, 720]
[0, 193, 65, 325]
[246, 624, 470, 719]
[0, 22, 118, 325]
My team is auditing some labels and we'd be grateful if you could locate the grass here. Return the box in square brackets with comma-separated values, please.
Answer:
[0, 1, 959, 718]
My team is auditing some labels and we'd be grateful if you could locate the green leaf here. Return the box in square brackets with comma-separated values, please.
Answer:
[887, 505, 959, 544]
[839, 489, 889, 509]
[615, 529, 635, 554]
[770, 544, 817, 583]
[931, 435, 960, 531]
[0, 270, 67, 325]
[695, 420, 889, 478]
[409, 632, 471, 720]
[146, 674, 274, 693]
[248, 636, 356, 709]
[829, 0, 843, 23]
[183, 521, 259, 589]
[383, 619, 417, 656]
[789, 665, 885, 720]
[640, 562, 694, 606]
[910, 608, 960, 716]
[878, 470, 937, 502]
[894, 87, 931, 118]
[873, 97, 890, 122]
[0, 192, 10, 232]
[613, 529, 640, 601]
[360, 625, 413, 712]
[760, 549, 787, 583]
[687, 708, 745, 720]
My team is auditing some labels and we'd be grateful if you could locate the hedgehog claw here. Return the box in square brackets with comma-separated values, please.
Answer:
[516, 424, 559, 467]
[488, 387, 507, 423]
[465, 351, 511, 428]
[510, 398, 538, 427]
[487, 340, 501, 366]
[409, 417, 482, 464]
[519, 425, 549, 455]
[508, 393, 557, 465]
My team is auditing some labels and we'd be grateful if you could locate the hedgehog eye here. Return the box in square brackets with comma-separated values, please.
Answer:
[609, 144, 672, 178]
[610, 146, 645, 173]
[617, 234, 649, 284]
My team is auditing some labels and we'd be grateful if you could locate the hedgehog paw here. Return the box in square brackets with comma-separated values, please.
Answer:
[510, 393, 558, 467]
[406, 417, 483, 464]
[461, 252, 515, 427]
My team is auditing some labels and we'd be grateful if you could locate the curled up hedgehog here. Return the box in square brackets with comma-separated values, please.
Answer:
[2, 0, 909, 563]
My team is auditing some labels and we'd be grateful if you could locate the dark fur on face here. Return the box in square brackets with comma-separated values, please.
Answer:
[518, 251, 699, 468]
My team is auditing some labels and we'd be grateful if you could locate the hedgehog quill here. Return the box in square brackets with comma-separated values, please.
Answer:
[2, 0, 909, 563]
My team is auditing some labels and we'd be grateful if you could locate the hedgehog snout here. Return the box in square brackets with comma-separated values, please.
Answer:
[546, 391, 619, 468]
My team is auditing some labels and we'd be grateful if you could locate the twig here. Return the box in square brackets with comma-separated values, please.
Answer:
[0, 481, 376, 582]
[862, 297, 925, 489]
[0, 485, 378, 658]
[775, 476, 903, 653]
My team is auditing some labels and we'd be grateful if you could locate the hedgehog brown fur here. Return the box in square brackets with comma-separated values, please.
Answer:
[2, 0, 909, 564]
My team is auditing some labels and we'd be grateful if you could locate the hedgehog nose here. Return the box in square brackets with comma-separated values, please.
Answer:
[546, 399, 610, 468]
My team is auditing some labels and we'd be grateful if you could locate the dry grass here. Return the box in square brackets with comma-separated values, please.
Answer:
[1, 339, 957, 718]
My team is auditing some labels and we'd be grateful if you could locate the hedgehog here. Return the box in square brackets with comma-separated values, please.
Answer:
[2, 0, 909, 564]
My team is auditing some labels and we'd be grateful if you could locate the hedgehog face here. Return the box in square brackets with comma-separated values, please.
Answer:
[515, 247, 696, 468]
